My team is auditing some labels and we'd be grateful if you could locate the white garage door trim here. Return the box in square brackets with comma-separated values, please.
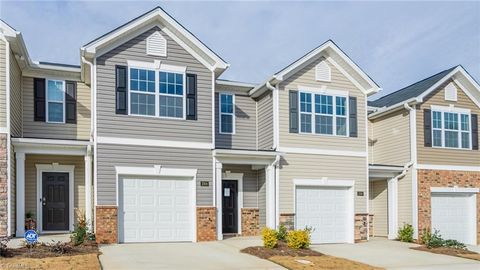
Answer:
[431, 187, 478, 246]
[115, 165, 197, 243]
[293, 179, 355, 244]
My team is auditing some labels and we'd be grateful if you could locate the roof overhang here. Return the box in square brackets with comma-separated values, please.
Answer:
[213, 149, 282, 165]
[12, 138, 92, 156]
[369, 164, 404, 180]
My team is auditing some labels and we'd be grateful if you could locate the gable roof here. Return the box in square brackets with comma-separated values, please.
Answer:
[81, 6, 229, 74]
[249, 40, 382, 98]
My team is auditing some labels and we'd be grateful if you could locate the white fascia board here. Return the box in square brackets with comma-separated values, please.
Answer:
[297, 85, 349, 96]
[216, 79, 256, 89]
[431, 187, 479, 193]
[368, 98, 417, 120]
[97, 136, 213, 150]
[213, 149, 281, 157]
[368, 165, 404, 172]
[453, 78, 480, 109]
[11, 138, 91, 146]
[417, 164, 480, 172]
[293, 178, 355, 187]
[115, 165, 198, 178]
[430, 105, 471, 114]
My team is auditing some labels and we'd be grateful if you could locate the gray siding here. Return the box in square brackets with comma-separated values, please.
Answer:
[215, 93, 256, 149]
[10, 51, 22, 137]
[257, 92, 273, 150]
[0, 40, 5, 128]
[96, 27, 212, 143]
[96, 144, 213, 206]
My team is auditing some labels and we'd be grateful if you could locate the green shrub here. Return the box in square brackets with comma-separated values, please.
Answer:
[262, 227, 278, 249]
[397, 223, 414, 242]
[420, 228, 432, 245]
[286, 228, 311, 249]
[277, 224, 287, 242]
[426, 229, 444, 248]
[444, 239, 467, 250]
[71, 209, 93, 246]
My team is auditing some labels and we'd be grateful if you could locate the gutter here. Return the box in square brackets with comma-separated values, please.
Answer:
[368, 98, 417, 120]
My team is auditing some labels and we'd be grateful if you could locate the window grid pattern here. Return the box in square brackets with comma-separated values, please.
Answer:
[432, 110, 471, 149]
[219, 93, 234, 134]
[47, 80, 65, 123]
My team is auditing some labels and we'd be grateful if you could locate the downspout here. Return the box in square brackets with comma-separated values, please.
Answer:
[404, 102, 418, 239]
[81, 57, 94, 141]
[267, 81, 280, 227]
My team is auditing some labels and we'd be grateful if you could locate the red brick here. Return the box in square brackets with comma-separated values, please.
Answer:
[95, 206, 118, 244]
[241, 208, 260, 236]
[196, 207, 216, 241]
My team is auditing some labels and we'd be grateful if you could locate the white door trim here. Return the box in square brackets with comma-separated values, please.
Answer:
[222, 172, 244, 235]
[36, 164, 75, 233]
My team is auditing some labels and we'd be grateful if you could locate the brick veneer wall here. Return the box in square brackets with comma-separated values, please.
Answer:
[197, 207, 216, 241]
[0, 135, 7, 237]
[241, 208, 260, 236]
[95, 206, 118, 244]
[355, 213, 369, 242]
[418, 169, 480, 244]
[279, 213, 295, 230]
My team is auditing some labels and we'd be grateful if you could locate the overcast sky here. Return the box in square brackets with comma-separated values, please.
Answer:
[1, 1, 479, 99]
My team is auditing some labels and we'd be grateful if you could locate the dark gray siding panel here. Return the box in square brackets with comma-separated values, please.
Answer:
[257, 92, 273, 150]
[215, 93, 256, 149]
[96, 27, 212, 142]
[96, 144, 213, 206]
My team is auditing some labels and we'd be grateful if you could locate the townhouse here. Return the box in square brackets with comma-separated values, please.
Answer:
[0, 6, 477, 246]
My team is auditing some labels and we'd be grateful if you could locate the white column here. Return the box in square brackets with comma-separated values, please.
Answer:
[84, 149, 92, 231]
[215, 161, 223, 240]
[387, 177, 398, 240]
[15, 152, 25, 236]
[266, 164, 275, 228]
[275, 163, 280, 228]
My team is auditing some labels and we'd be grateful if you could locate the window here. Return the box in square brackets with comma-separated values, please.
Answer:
[128, 67, 185, 119]
[219, 93, 234, 134]
[300, 91, 348, 136]
[431, 110, 471, 149]
[46, 80, 65, 123]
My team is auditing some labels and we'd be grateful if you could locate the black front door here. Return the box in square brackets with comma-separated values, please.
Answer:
[222, 180, 238, 234]
[42, 172, 69, 231]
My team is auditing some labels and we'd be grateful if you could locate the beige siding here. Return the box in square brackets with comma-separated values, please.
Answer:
[279, 153, 367, 213]
[369, 109, 411, 165]
[417, 80, 480, 166]
[215, 93, 256, 149]
[257, 91, 273, 150]
[398, 170, 412, 227]
[369, 180, 388, 237]
[0, 40, 6, 128]
[22, 77, 91, 140]
[257, 168, 266, 226]
[278, 57, 367, 152]
[24, 155, 85, 225]
[10, 51, 22, 137]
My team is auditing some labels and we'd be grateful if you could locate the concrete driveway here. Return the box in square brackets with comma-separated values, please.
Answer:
[99, 237, 284, 270]
[312, 238, 480, 270]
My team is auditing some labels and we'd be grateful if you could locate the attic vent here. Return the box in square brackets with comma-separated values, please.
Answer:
[444, 82, 457, 101]
[315, 61, 331, 82]
[146, 31, 167, 57]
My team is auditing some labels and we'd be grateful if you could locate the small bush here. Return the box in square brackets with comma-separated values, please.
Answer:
[286, 228, 311, 249]
[422, 229, 467, 250]
[277, 224, 287, 242]
[397, 223, 414, 242]
[48, 241, 73, 254]
[262, 227, 278, 249]
[426, 229, 444, 248]
[420, 228, 432, 245]
[444, 239, 467, 250]
[71, 208, 92, 246]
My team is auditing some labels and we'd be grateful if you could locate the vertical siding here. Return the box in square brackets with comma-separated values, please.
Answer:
[24, 155, 85, 224]
[96, 144, 213, 206]
[22, 77, 91, 140]
[257, 91, 273, 150]
[0, 40, 6, 128]
[369, 180, 388, 237]
[397, 170, 412, 228]
[96, 27, 212, 142]
[416, 80, 480, 166]
[10, 51, 22, 137]
[215, 93, 256, 149]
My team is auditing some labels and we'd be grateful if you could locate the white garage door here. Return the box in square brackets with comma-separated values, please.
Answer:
[119, 177, 194, 243]
[431, 192, 476, 245]
[296, 186, 352, 244]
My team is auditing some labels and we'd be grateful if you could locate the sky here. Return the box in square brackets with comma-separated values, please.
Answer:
[1, 1, 479, 99]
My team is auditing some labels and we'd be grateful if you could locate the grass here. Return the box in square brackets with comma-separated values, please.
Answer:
[0, 253, 101, 270]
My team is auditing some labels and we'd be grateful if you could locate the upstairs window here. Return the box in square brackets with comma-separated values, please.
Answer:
[219, 93, 234, 134]
[46, 80, 65, 123]
[431, 109, 471, 149]
[130, 68, 155, 116]
[159, 71, 184, 118]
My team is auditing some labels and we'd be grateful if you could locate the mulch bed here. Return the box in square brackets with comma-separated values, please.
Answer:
[241, 241, 323, 259]
[2, 240, 100, 259]
[411, 246, 480, 261]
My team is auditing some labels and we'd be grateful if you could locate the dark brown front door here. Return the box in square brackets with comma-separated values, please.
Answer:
[42, 172, 69, 231]
[222, 180, 238, 234]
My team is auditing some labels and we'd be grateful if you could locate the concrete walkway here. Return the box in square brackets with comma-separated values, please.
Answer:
[312, 238, 480, 270]
[99, 237, 284, 270]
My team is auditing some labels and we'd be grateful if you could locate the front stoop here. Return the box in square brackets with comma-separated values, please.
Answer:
[96, 206, 118, 244]
[196, 206, 216, 241]
[241, 208, 260, 236]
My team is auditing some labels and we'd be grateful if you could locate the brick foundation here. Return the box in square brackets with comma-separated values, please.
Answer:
[355, 214, 369, 242]
[418, 169, 480, 244]
[0, 135, 7, 237]
[95, 206, 118, 244]
[197, 207, 216, 241]
[241, 208, 260, 236]
[279, 213, 295, 231]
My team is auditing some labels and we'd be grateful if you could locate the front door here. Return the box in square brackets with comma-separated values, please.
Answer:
[42, 172, 69, 231]
[222, 180, 238, 234]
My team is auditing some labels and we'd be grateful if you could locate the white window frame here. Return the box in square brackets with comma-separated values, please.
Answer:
[299, 92, 313, 133]
[127, 63, 186, 120]
[431, 105, 472, 150]
[46, 79, 66, 124]
[219, 92, 235, 134]
[298, 89, 349, 137]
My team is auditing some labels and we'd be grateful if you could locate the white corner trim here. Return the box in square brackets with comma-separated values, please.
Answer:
[222, 172, 244, 235]
[431, 187, 479, 193]
[115, 165, 198, 178]
[417, 164, 480, 172]
[293, 178, 355, 187]
[453, 78, 480, 108]
[97, 136, 213, 150]
[296, 85, 349, 96]
[279, 147, 367, 157]
[430, 105, 470, 114]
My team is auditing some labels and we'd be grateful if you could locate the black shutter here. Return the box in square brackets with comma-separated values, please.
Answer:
[34, 78, 46, 122]
[289, 90, 298, 133]
[115, 65, 128, 115]
[186, 73, 197, 120]
[472, 114, 478, 150]
[424, 109, 432, 147]
[349, 96, 357, 137]
[65, 81, 77, 124]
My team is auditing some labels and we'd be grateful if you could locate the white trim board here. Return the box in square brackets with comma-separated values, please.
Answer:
[417, 164, 480, 172]
[431, 187, 479, 193]
[222, 172, 244, 235]
[97, 136, 213, 150]
[279, 147, 367, 157]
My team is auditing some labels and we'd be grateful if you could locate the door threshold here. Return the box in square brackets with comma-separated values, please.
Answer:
[223, 233, 241, 239]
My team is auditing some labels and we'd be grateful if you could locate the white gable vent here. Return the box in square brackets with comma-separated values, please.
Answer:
[146, 31, 167, 57]
[444, 82, 457, 101]
[315, 61, 331, 82]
